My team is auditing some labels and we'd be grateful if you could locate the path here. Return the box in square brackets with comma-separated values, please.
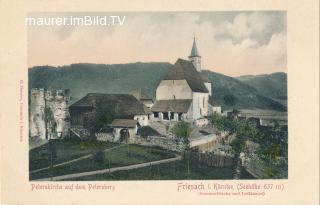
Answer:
[30, 144, 125, 174]
[34, 155, 182, 181]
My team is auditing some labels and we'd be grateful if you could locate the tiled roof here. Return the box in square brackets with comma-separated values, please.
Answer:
[163, 59, 208, 93]
[151, 99, 192, 113]
[130, 89, 152, 101]
[111, 119, 138, 128]
[70, 93, 151, 116]
[137, 126, 161, 137]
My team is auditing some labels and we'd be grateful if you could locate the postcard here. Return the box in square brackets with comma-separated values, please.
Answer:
[0, 0, 319, 204]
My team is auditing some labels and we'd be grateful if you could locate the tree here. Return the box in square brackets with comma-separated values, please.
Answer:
[90, 103, 120, 132]
[171, 121, 192, 176]
[209, 111, 288, 179]
[209, 113, 236, 133]
[94, 150, 105, 164]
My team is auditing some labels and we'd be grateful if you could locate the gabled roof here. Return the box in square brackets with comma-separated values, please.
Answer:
[137, 126, 161, 137]
[163, 59, 208, 93]
[70, 93, 151, 116]
[111, 119, 138, 128]
[130, 89, 152, 101]
[151, 99, 192, 113]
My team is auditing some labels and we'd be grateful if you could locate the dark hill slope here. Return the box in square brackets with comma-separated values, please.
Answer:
[203, 71, 286, 111]
[237, 72, 287, 102]
[29, 63, 286, 111]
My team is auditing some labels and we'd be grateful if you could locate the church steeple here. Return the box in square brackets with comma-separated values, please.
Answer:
[190, 36, 200, 57]
[188, 36, 202, 72]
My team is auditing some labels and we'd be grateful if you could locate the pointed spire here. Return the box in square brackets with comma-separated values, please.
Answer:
[190, 35, 200, 57]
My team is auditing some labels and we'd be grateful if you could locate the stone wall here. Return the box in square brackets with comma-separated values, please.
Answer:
[136, 136, 185, 152]
[194, 118, 209, 127]
[29, 88, 46, 140]
[192, 92, 209, 119]
[95, 132, 114, 142]
[29, 88, 70, 140]
[156, 80, 192, 100]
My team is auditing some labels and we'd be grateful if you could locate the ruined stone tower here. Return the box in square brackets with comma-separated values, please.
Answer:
[29, 88, 70, 140]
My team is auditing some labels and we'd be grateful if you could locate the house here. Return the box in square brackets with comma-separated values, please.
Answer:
[223, 109, 288, 126]
[69, 93, 151, 129]
[209, 96, 222, 114]
[130, 89, 154, 109]
[110, 119, 139, 143]
[151, 37, 221, 122]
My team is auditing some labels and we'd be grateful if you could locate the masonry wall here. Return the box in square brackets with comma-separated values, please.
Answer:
[134, 115, 149, 126]
[204, 82, 212, 96]
[29, 88, 70, 140]
[156, 80, 192, 100]
[192, 92, 209, 119]
[136, 136, 185, 152]
[29, 88, 46, 140]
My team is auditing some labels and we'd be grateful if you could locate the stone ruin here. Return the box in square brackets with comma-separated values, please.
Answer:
[29, 88, 70, 140]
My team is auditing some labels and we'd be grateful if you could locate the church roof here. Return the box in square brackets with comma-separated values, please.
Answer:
[163, 59, 209, 93]
[189, 37, 200, 57]
[151, 99, 192, 113]
[70, 93, 151, 116]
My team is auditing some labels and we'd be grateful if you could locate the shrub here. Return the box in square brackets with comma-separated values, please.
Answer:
[94, 150, 105, 163]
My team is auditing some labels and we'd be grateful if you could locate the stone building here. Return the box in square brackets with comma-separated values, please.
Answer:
[110, 119, 139, 143]
[130, 89, 154, 109]
[69, 93, 151, 129]
[151, 37, 221, 122]
[209, 96, 222, 114]
[29, 88, 70, 140]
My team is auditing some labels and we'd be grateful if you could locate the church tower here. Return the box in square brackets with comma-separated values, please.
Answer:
[188, 36, 201, 72]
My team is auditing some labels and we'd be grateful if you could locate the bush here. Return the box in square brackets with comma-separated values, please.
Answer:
[171, 121, 192, 148]
[94, 150, 105, 163]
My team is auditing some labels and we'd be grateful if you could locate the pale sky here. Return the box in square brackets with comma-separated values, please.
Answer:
[28, 11, 286, 77]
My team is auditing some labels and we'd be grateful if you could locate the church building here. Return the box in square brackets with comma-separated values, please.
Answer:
[151, 37, 220, 122]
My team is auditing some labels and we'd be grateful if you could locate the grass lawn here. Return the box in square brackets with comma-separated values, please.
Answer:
[29, 139, 118, 171]
[29, 144, 176, 180]
[65, 160, 236, 181]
